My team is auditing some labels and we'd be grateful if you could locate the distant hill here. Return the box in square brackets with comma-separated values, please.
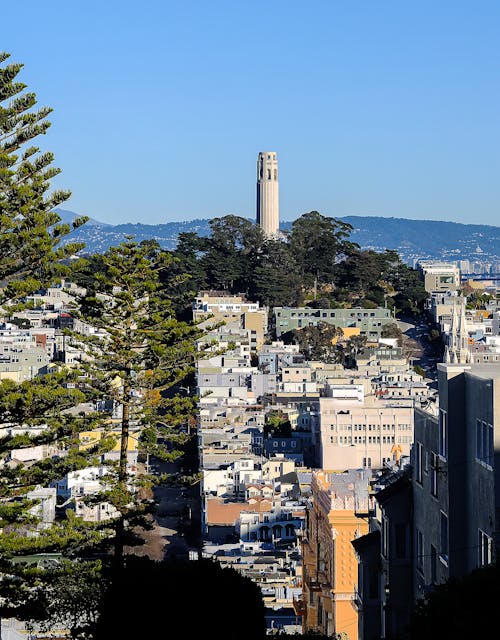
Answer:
[55, 208, 108, 228]
[55, 210, 500, 263]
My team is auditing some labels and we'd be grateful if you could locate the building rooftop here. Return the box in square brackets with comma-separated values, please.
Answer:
[438, 362, 500, 380]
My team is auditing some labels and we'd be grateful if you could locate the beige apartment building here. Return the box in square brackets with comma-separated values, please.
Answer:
[319, 393, 413, 469]
[193, 291, 268, 349]
[417, 261, 461, 294]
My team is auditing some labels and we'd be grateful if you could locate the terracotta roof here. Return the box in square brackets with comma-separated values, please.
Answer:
[206, 499, 250, 525]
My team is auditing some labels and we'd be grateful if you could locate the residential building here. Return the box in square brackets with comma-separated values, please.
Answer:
[319, 389, 413, 470]
[417, 260, 460, 294]
[193, 291, 268, 349]
[273, 307, 393, 341]
[414, 363, 500, 580]
[375, 468, 413, 640]
[300, 469, 371, 639]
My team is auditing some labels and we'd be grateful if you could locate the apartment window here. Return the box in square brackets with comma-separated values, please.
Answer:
[476, 419, 494, 467]
[439, 409, 447, 458]
[415, 442, 423, 484]
[478, 530, 493, 567]
[430, 545, 437, 584]
[395, 524, 407, 559]
[440, 511, 448, 563]
[417, 530, 424, 573]
[430, 452, 438, 497]
[382, 516, 389, 558]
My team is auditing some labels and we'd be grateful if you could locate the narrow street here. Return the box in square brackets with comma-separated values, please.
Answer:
[129, 454, 200, 561]
[397, 315, 440, 383]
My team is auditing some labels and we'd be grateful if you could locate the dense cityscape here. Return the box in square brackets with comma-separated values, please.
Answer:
[2, 6, 500, 638]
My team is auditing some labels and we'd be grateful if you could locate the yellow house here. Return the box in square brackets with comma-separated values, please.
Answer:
[329, 326, 361, 346]
[79, 430, 140, 453]
[299, 470, 370, 640]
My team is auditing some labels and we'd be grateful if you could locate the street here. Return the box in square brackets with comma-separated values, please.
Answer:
[397, 315, 440, 383]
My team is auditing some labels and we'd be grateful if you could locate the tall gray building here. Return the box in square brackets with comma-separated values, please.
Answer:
[256, 151, 279, 236]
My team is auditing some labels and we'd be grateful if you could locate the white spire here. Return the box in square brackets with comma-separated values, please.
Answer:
[446, 298, 472, 364]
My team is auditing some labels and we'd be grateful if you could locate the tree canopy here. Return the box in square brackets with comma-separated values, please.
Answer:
[169, 213, 426, 315]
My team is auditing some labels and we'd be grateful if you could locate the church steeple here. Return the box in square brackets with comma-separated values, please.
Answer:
[444, 298, 472, 364]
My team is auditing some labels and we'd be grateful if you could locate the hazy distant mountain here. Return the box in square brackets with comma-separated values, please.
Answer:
[55, 208, 109, 227]
[56, 209, 500, 263]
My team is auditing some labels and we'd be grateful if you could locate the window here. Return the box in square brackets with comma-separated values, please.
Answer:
[439, 409, 447, 458]
[440, 511, 448, 563]
[417, 530, 424, 573]
[382, 516, 389, 558]
[430, 452, 438, 497]
[478, 530, 493, 567]
[430, 545, 437, 584]
[476, 419, 493, 467]
[415, 442, 423, 484]
[395, 524, 407, 559]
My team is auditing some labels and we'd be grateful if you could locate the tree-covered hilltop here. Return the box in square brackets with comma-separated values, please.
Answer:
[168, 212, 427, 315]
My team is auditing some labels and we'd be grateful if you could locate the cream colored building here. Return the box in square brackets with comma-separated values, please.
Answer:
[319, 392, 413, 469]
[417, 260, 460, 293]
[193, 291, 268, 349]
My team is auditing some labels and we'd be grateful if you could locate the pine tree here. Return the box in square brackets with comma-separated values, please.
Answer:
[0, 52, 86, 309]
[72, 239, 206, 566]
[0, 52, 114, 632]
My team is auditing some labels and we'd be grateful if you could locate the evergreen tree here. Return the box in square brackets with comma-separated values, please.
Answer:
[250, 238, 302, 307]
[288, 211, 356, 286]
[73, 240, 205, 566]
[0, 52, 115, 630]
[201, 215, 265, 292]
[0, 52, 86, 310]
[290, 322, 344, 362]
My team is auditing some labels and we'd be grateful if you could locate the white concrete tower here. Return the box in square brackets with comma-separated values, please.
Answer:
[256, 151, 279, 236]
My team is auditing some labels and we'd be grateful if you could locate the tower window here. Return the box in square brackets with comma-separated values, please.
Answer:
[267, 169, 271, 179]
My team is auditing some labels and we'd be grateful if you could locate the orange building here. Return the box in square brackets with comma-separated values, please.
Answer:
[298, 470, 371, 639]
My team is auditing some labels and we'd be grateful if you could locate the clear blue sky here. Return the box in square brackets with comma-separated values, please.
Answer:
[4, 0, 500, 225]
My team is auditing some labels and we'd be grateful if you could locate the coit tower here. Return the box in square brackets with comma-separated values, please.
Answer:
[256, 151, 279, 236]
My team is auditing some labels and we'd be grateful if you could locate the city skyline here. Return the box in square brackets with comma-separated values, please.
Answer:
[2, 1, 499, 227]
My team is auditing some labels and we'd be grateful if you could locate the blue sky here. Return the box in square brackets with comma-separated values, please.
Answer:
[4, 0, 500, 225]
